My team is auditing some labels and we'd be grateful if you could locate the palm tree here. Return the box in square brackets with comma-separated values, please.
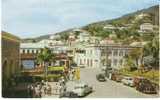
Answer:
[37, 47, 54, 80]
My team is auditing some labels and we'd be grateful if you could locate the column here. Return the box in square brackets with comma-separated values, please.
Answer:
[117, 49, 120, 69]
[111, 50, 114, 68]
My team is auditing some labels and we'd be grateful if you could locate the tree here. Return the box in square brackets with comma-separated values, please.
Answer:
[124, 55, 136, 71]
[37, 47, 55, 80]
[60, 33, 69, 41]
[143, 36, 159, 69]
[128, 48, 143, 68]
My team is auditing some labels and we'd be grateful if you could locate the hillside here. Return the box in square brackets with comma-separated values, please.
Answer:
[22, 5, 159, 42]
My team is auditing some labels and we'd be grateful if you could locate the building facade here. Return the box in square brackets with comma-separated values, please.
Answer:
[2, 31, 21, 95]
[140, 23, 153, 32]
[20, 40, 68, 69]
[74, 45, 101, 68]
[99, 44, 142, 70]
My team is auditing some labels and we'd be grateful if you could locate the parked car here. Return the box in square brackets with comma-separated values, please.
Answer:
[79, 65, 85, 68]
[96, 74, 106, 82]
[121, 77, 134, 87]
[135, 78, 157, 94]
[72, 83, 93, 97]
[133, 76, 145, 87]
[115, 75, 123, 82]
[60, 91, 78, 98]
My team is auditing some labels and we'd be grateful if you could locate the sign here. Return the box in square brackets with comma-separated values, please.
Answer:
[22, 60, 35, 69]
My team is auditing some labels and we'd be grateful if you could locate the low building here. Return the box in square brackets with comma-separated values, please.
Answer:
[73, 29, 91, 43]
[103, 24, 116, 30]
[20, 42, 44, 69]
[139, 23, 153, 32]
[2, 31, 21, 96]
[20, 41, 68, 69]
[68, 32, 76, 46]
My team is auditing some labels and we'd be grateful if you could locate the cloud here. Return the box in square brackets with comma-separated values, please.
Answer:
[2, 0, 159, 38]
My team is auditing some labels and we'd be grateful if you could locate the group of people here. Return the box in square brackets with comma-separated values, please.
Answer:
[27, 78, 67, 98]
[27, 80, 51, 98]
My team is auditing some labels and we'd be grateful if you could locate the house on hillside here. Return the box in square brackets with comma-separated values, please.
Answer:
[78, 31, 91, 42]
[100, 37, 115, 44]
[68, 32, 76, 46]
[139, 23, 153, 32]
[103, 24, 116, 30]
[50, 34, 61, 40]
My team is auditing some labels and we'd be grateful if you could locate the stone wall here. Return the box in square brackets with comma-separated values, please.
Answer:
[2, 32, 20, 90]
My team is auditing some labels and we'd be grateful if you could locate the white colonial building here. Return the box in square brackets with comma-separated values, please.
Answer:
[99, 44, 143, 70]
[74, 44, 101, 68]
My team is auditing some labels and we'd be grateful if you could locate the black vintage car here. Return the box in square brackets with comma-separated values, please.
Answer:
[96, 74, 106, 82]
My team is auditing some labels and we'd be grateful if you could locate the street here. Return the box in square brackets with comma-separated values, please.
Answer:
[79, 67, 159, 98]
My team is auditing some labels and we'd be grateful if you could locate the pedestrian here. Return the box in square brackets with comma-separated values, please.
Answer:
[27, 84, 31, 98]
[59, 84, 63, 95]
[34, 85, 41, 98]
[41, 80, 45, 86]
[40, 85, 45, 97]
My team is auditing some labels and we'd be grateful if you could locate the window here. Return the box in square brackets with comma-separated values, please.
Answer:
[32, 50, 34, 54]
[90, 59, 93, 67]
[10, 60, 14, 75]
[90, 50, 92, 55]
[27, 49, 30, 54]
[87, 59, 89, 66]
[113, 50, 118, 56]
[80, 59, 82, 65]
[114, 59, 117, 66]
[119, 51, 123, 56]
[23, 49, 25, 54]
[60, 61, 65, 66]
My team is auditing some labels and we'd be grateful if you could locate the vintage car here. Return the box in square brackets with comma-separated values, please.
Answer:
[121, 76, 134, 87]
[72, 83, 93, 97]
[96, 74, 106, 82]
[115, 75, 123, 82]
[133, 76, 145, 87]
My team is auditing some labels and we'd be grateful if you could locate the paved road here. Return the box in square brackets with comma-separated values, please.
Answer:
[79, 67, 159, 98]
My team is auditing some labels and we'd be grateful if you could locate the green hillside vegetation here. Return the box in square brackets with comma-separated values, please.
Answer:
[22, 5, 158, 43]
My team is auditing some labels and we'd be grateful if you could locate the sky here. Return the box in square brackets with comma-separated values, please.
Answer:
[2, 0, 159, 38]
